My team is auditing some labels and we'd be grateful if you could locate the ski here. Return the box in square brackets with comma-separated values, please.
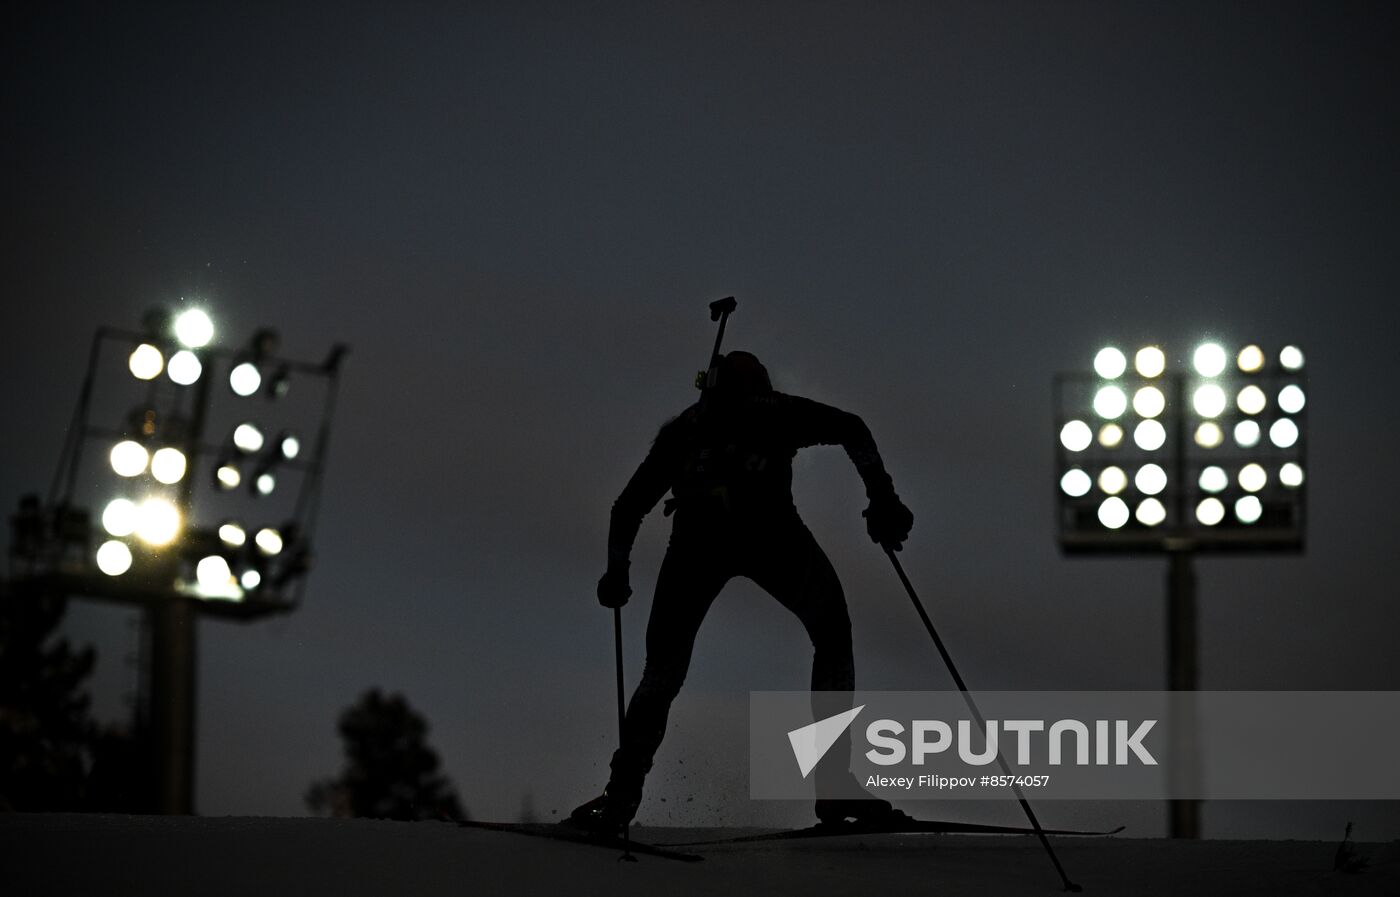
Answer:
[454, 819, 704, 863]
[662, 818, 1125, 847]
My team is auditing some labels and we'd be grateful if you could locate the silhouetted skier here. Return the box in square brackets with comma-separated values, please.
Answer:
[571, 351, 914, 832]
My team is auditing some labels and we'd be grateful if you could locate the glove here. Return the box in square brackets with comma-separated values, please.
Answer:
[597, 564, 633, 608]
[863, 494, 913, 551]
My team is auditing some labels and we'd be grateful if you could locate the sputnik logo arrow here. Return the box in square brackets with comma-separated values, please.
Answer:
[787, 705, 864, 778]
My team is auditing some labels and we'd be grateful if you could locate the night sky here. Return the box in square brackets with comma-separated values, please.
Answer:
[4, 2, 1398, 837]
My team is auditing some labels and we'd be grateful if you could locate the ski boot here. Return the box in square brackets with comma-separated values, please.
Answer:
[814, 796, 916, 828]
[566, 784, 642, 836]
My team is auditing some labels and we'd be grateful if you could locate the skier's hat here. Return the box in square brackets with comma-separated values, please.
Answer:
[714, 351, 773, 397]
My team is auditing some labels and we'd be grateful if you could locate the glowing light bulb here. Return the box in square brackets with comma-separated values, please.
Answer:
[1237, 385, 1267, 415]
[1237, 345, 1265, 373]
[1195, 422, 1224, 448]
[1193, 343, 1227, 377]
[110, 441, 149, 477]
[1098, 497, 1129, 529]
[1136, 498, 1166, 527]
[150, 448, 187, 485]
[1239, 463, 1267, 493]
[1098, 466, 1128, 495]
[1193, 384, 1227, 418]
[1270, 418, 1299, 448]
[129, 344, 164, 380]
[1060, 420, 1093, 452]
[1094, 348, 1127, 379]
[255, 528, 284, 555]
[1235, 495, 1263, 524]
[174, 309, 214, 348]
[1278, 385, 1306, 414]
[1134, 420, 1166, 451]
[1135, 464, 1167, 496]
[1060, 469, 1092, 497]
[229, 362, 262, 397]
[1133, 386, 1166, 418]
[1094, 386, 1128, 419]
[1196, 497, 1225, 526]
[135, 498, 181, 546]
[96, 540, 133, 576]
[1199, 466, 1228, 493]
[1135, 346, 1166, 378]
[196, 555, 234, 592]
[234, 424, 265, 453]
[168, 350, 202, 385]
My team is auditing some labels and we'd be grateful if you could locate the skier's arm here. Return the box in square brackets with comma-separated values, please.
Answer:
[781, 393, 914, 548]
[605, 416, 687, 570]
[780, 394, 897, 500]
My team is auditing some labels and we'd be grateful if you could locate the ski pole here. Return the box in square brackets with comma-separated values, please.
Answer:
[882, 546, 1083, 893]
[612, 605, 637, 862]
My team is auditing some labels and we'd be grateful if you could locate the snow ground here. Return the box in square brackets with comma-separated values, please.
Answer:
[2, 814, 1397, 897]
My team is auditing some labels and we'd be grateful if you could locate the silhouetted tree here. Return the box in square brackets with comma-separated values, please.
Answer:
[306, 688, 465, 821]
[85, 722, 150, 812]
[0, 588, 95, 810]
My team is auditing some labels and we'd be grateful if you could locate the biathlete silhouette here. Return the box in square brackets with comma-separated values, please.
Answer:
[570, 342, 914, 833]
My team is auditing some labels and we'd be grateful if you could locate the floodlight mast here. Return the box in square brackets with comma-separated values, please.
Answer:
[146, 330, 217, 814]
[1054, 343, 1307, 839]
[1163, 369, 1199, 841]
[8, 311, 347, 814]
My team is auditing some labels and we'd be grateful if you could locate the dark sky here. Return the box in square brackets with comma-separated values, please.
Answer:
[4, 2, 1398, 836]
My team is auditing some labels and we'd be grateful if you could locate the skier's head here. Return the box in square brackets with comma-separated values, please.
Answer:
[713, 351, 773, 399]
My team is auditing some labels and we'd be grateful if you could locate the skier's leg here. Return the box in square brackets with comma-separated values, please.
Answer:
[743, 523, 856, 788]
[743, 521, 854, 688]
[604, 537, 730, 818]
[745, 523, 904, 823]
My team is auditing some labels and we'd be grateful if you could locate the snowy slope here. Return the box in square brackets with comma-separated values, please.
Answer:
[2, 814, 1397, 897]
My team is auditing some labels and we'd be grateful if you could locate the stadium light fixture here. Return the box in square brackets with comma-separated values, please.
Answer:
[1055, 340, 1307, 551]
[22, 305, 342, 604]
[11, 303, 348, 816]
[1054, 338, 1308, 840]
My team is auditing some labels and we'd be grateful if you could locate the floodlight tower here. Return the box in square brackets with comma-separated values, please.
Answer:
[6, 305, 347, 813]
[1054, 342, 1307, 838]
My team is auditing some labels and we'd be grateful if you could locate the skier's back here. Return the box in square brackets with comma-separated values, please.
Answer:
[572, 350, 913, 830]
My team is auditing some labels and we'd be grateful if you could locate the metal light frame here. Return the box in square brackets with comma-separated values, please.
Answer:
[9, 317, 346, 621]
[1054, 343, 1307, 555]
